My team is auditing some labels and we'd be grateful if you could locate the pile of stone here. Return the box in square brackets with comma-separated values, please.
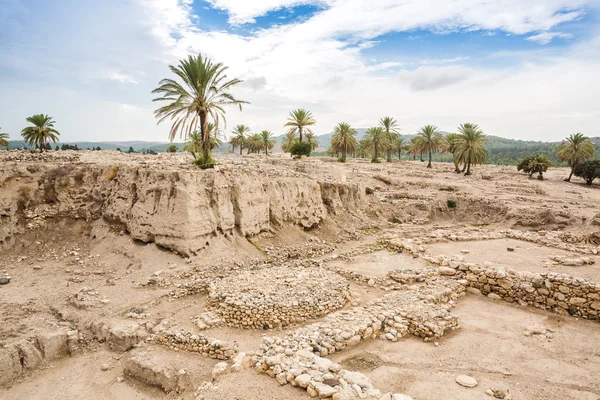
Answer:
[148, 330, 237, 360]
[251, 280, 464, 399]
[387, 268, 438, 284]
[196, 311, 224, 330]
[207, 266, 350, 329]
[550, 256, 595, 266]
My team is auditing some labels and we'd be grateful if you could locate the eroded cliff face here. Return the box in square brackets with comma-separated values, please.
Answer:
[0, 163, 364, 254]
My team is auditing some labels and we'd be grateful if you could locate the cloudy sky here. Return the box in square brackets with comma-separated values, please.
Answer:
[1, 0, 599, 142]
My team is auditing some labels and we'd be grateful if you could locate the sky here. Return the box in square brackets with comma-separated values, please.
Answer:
[0, 0, 599, 142]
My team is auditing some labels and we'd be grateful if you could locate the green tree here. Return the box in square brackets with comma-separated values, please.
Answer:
[183, 130, 202, 159]
[229, 124, 251, 154]
[455, 123, 487, 176]
[281, 131, 298, 153]
[206, 122, 222, 150]
[305, 132, 319, 152]
[128, 146, 135, 153]
[557, 133, 595, 182]
[416, 124, 443, 168]
[379, 116, 400, 162]
[284, 109, 316, 143]
[152, 54, 248, 168]
[246, 133, 263, 154]
[260, 130, 276, 155]
[517, 154, 552, 180]
[167, 144, 178, 153]
[330, 122, 357, 161]
[443, 133, 462, 172]
[409, 136, 425, 161]
[364, 127, 389, 163]
[290, 141, 312, 157]
[394, 137, 410, 160]
[21, 114, 60, 151]
[573, 159, 600, 186]
[0, 130, 9, 150]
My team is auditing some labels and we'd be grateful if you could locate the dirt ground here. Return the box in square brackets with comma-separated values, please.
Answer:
[1, 150, 600, 400]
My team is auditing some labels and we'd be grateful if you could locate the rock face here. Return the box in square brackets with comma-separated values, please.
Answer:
[0, 163, 363, 254]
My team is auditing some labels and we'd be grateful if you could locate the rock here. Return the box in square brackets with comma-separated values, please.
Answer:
[314, 382, 337, 398]
[211, 362, 229, 380]
[101, 363, 110, 371]
[295, 374, 312, 388]
[0, 277, 10, 285]
[341, 370, 372, 388]
[438, 267, 456, 276]
[506, 248, 515, 252]
[456, 375, 478, 388]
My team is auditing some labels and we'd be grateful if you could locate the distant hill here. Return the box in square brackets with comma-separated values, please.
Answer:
[4, 135, 599, 166]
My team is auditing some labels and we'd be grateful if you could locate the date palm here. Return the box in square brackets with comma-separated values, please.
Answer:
[281, 131, 298, 153]
[246, 133, 263, 154]
[365, 127, 389, 162]
[260, 130, 276, 155]
[230, 124, 250, 154]
[0, 130, 9, 150]
[417, 125, 443, 168]
[206, 122, 223, 150]
[331, 122, 357, 161]
[21, 114, 60, 151]
[152, 54, 248, 167]
[455, 123, 487, 176]
[557, 133, 595, 182]
[305, 132, 319, 151]
[395, 137, 409, 160]
[284, 109, 316, 143]
[410, 136, 425, 161]
[443, 133, 462, 173]
[379, 117, 400, 162]
[183, 130, 202, 159]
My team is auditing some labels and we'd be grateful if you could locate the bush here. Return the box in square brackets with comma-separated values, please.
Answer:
[573, 159, 600, 186]
[290, 141, 312, 157]
[337, 157, 345, 163]
[365, 187, 374, 195]
[447, 199, 457, 209]
[167, 144, 178, 153]
[517, 154, 552, 180]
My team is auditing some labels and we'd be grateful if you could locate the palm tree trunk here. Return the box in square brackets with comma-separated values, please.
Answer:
[566, 167, 574, 182]
[299, 127, 303, 143]
[427, 151, 432, 168]
[465, 154, 472, 175]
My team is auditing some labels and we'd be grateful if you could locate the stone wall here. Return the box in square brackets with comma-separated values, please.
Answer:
[148, 331, 237, 360]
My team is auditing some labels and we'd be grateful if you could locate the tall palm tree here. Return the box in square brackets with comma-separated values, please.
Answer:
[395, 137, 410, 160]
[416, 125, 443, 168]
[379, 117, 400, 162]
[284, 109, 316, 143]
[0, 130, 9, 150]
[246, 133, 263, 154]
[21, 114, 60, 151]
[443, 133, 461, 172]
[281, 131, 297, 153]
[230, 124, 251, 154]
[330, 122, 357, 161]
[365, 127, 389, 162]
[557, 133, 596, 182]
[305, 132, 319, 152]
[455, 123, 487, 176]
[152, 54, 248, 167]
[260, 130, 276, 155]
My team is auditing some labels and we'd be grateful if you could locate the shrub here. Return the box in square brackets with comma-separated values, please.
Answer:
[517, 154, 552, 180]
[365, 187, 374, 195]
[573, 159, 600, 186]
[337, 157, 345, 163]
[290, 141, 312, 157]
[447, 199, 457, 209]
[167, 144, 178, 153]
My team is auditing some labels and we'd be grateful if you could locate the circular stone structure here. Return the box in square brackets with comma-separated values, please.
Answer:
[207, 267, 350, 329]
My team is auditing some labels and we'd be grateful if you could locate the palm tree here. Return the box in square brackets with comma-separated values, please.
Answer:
[21, 114, 60, 151]
[281, 131, 298, 153]
[379, 117, 400, 162]
[246, 133, 263, 154]
[305, 132, 319, 152]
[455, 123, 487, 176]
[0, 130, 9, 150]
[260, 130, 276, 155]
[206, 122, 223, 150]
[230, 124, 251, 155]
[394, 137, 410, 160]
[365, 127, 389, 162]
[152, 54, 248, 167]
[184, 130, 202, 159]
[330, 122, 357, 161]
[557, 133, 596, 182]
[416, 125, 443, 168]
[409, 136, 425, 161]
[443, 133, 461, 172]
[284, 109, 316, 143]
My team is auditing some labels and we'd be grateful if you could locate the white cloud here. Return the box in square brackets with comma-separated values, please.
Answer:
[397, 66, 474, 91]
[107, 73, 139, 84]
[527, 31, 573, 44]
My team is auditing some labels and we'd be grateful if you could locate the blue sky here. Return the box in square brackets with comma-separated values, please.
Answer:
[1, 0, 599, 142]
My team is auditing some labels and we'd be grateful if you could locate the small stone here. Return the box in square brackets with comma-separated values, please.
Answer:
[101, 364, 110, 371]
[456, 375, 478, 388]
[0, 277, 10, 285]
[507, 248, 515, 252]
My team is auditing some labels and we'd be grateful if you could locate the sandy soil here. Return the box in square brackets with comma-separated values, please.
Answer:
[1, 151, 599, 400]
